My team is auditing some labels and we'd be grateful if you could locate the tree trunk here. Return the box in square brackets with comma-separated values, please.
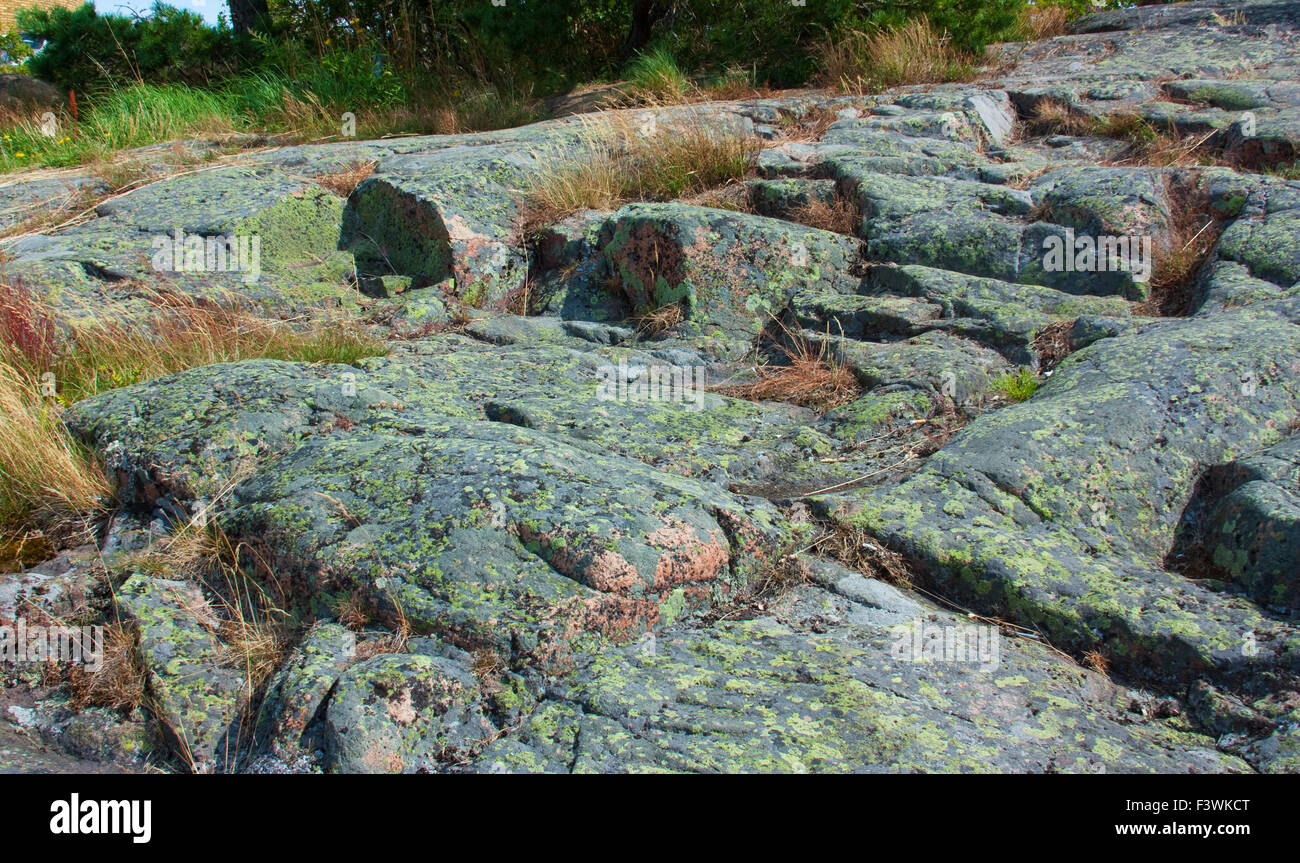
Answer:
[621, 0, 669, 62]
[229, 0, 270, 35]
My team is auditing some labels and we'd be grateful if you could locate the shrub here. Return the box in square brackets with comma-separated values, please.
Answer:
[17, 2, 249, 93]
[0, 30, 33, 66]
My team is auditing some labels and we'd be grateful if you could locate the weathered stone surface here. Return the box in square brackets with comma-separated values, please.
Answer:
[470, 575, 1247, 774]
[226, 416, 799, 659]
[596, 202, 864, 340]
[828, 301, 1300, 690]
[9, 0, 1300, 774]
[65, 360, 396, 507]
[257, 621, 357, 757]
[1191, 436, 1300, 610]
[115, 575, 246, 771]
[323, 652, 494, 773]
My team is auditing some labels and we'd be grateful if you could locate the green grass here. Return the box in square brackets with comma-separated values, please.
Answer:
[988, 368, 1040, 403]
[0, 79, 278, 173]
[625, 47, 692, 103]
[0, 71, 543, 176]
[1264, 161, 1300, 181]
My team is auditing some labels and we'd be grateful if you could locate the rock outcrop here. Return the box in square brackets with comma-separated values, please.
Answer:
[4, 0, 1300, 773]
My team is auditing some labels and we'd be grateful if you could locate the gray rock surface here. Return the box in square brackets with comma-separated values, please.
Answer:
[5, 0, 1300, 773]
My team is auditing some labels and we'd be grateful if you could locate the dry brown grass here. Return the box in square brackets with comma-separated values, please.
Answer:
[1024, 101, 1225, 168]
[64, 620, 149, 712]
[332, 588, 372, 630]
[818, 19, 979, 94]
[521, 110, 761, 225]
[344, 573, 413, 660]
[220, 611, 288, 692]
[1030, 319, 1076, 372]
[786, 196, 860, 235]
[681, 180, 753, 212]
[61, 521, 293, 746]
[2, 285, 385, 405]
[121, 521, 222, 580]
[142, 523, 291, 694]
[470, 647, 506, 693]
[1111, 127, 1221, 169]
[87, 158, 159, 195]
[1003, 164, 1053, 190]
[354, 615, 411, 660]
[1017, 3, 1072, 40]
[0, 528, 55, 571]
[1023, 99, 1093, 137]
[0, 283, 383, 545]
[632, 301, 685, 336]
[0, 359, 110, 539]
[699, 72, 772, 103]
[1140, 179, 1226, 317]
[269, 82, 538, 143]
[746, 552, 812, 607]
[771, 105, 841, 144]
[719, 320, 861, 413]
[1083, 648, 1110, 674]
[1210, 9, 1248, 26]
[313, 160, 377, 198]
[820, 523, 916, 587]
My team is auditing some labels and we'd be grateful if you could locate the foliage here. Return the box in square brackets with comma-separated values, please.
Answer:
[625, 46, 691, 102]
[0, 30, 33, 66]
[17, 2, 252, 93]
[989, 368, 1040, 403]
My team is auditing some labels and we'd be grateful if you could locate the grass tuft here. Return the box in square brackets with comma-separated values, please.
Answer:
[0, 360, 110, 537]
[821, 524, 916, 587]
[312, 160, 377, 198]
[624, 47, 693, 104]
[1024, 102, 1225, 168]
[521, 110, 761, 226]
[988, 367, 1039, 403]
[1016, 3, 1072, 40]
[632, 301, 685, 336]
[6, 288, 386, 405]
[1142, 179, 1226, 317]
[818, 19, 978, 94]
[720, 319, 861, 413]
[785, 195, 860, 235]
[64, 621, 149, 712]
[0, 284, 386, 543]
